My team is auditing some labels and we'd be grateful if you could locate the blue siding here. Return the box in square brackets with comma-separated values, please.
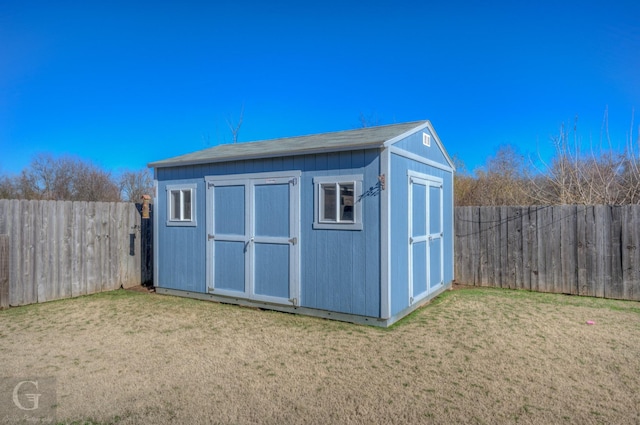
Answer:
[298, 149, 381, 317]
[394, 127, 451, 167]
[156, 150, 381, 318]
[390, 153, 454, 316]
[156, 178, 206, 292]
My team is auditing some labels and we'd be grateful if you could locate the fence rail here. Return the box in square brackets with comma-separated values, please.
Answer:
[0, 199, 152, 307]
[455, 205, 640, 301]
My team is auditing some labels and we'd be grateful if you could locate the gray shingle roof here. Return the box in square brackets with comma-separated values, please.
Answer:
[148, 120, 430, 168]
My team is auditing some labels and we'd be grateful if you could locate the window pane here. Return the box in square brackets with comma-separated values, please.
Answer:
[182, 189, 192, 221]
[171, 190, 181, 220]
[339, 183, 354, 222]
[322, 184, 336, 221]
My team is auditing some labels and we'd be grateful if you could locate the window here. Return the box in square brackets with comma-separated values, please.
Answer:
[166, 184, 197, 226]
[313, 175, 362, 230]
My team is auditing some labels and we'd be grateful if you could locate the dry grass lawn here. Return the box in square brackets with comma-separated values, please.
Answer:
[1, 286, 639, 424]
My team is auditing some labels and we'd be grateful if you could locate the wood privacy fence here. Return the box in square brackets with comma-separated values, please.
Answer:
[0, 200, 153, 308]
[455, 205, 640, 301]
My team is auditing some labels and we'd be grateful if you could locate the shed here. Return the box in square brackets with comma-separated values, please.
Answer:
[148, 120, 455, 326]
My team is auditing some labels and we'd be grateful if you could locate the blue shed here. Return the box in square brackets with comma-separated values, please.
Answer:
[148, 120, 455, 326]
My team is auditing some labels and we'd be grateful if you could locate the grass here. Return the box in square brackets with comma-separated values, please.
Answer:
[0, 287, 639, 424]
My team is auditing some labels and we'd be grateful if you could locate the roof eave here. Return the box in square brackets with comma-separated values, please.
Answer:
[148, 141, 386, 169]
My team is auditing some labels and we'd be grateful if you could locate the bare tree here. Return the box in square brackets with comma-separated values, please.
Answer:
[1, 153, 121, 201]
[73, 164, 120, 202]
[358, 112, 381, 128]
[526, 113, 639, 205]
[120, 168, 154, 202]
[0, 175, 18, 199]
[226, 104, 245, 143]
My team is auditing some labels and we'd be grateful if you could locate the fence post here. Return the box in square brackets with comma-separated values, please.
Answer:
[0, 234, 9, 308]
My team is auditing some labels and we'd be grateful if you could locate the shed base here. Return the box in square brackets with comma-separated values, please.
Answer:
[155, 283, 451, 327]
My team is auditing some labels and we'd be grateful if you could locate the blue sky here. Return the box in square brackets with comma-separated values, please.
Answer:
[1, 0, 638, 176]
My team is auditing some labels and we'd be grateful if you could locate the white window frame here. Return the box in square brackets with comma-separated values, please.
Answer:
[166, 183, 197, 227]
[313, 175, 363, 230]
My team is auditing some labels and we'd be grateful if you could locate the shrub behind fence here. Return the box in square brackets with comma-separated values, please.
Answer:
[0, 199, 152, 307]
[455, 205, 640, 301]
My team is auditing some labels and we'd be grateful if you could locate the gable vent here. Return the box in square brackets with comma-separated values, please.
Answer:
[422, 132, 431, 147]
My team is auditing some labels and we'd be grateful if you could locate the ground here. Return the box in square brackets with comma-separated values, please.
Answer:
[0, 286, 639, 424]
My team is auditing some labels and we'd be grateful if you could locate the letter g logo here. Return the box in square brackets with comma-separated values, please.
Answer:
[12, 380, 41, 411]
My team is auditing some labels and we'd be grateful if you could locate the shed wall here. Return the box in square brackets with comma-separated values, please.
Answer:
[389, 152, 454, 316]
[156, 150, 381, 317]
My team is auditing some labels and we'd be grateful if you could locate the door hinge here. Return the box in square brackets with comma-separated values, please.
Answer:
[289, 177, 297, 186]
[208, 287, 214, 292]
[410, 296, 414, 305]
[288, 237, 297, 245]
[409, 236, 414, 244]
[208, 234, 215, 241]
[289, 298, 298, 306]
[207, 181, 215, 189]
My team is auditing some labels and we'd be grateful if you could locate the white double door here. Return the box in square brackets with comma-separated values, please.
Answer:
[408, 172, 444, 304]
[206, 171, 300, 306]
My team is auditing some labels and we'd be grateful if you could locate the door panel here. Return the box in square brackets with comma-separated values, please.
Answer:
[429, 185, 441, 234]
[254, 243, 290, 298]
[214, 185, 245, 235]
[411, 183, 427, 238]
[429, 184, 443, 289]
[254, 184, 289, 237]
[429, 239, 442, 289]
[213, 241, 246, 292]
[412, 241, 427, 297]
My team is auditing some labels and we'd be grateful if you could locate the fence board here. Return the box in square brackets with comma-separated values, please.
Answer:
[576, 206, 587, 296]
[594, 206, 608, 297]
[470, 207, 480, 286]
[71, 202, 84, 297]
[508, 207, 523, 289]
[608, 206, 623, 299]
[630, 206, 640, 300]
[24, 201, 37, 305]
[0, 234, 8, 308]
[8, 201, 20, 306]
[528, 207, 539, 291]
[538, 206, 552, 293]
[584, 206, 597, 296]
[60, 201, 73, 299]
[560, 205, 577, 295]
[477, 207, 491, 286]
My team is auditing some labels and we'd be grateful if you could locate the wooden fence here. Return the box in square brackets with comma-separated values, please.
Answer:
[0, 200, 153, 308]
[455, 205, 640, 301]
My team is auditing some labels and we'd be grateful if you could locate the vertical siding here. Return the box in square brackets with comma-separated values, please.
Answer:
[155, 177, 206, 292]
[393, 126, 451, 166]
[389, 153, 454, 316]
[299, 150, 381, 317]
[156, 151, 381, 317]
